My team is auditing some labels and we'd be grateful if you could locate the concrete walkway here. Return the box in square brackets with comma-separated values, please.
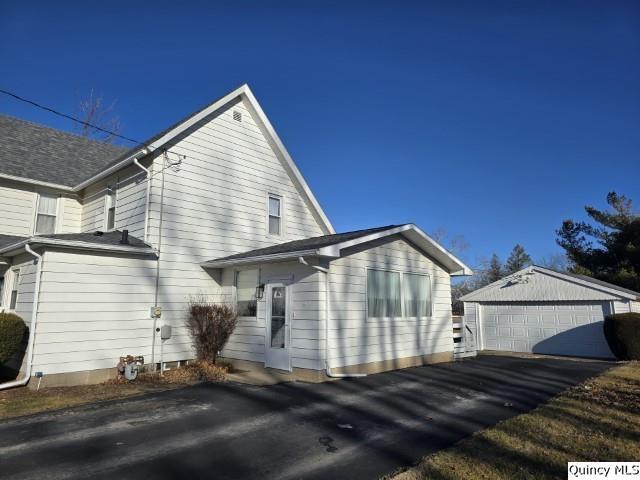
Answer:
[0, 355, 611, 480]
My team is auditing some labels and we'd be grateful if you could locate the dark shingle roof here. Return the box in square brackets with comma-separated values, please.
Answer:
[0, 115, 128, 187]
[35, 230, 150, 249]
[0, 234, 27, 251]
[210, 225, 402, 262]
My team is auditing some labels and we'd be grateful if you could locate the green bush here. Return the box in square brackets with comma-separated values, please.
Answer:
[603, 312, 640, 360]
[0, 313, 26, 365]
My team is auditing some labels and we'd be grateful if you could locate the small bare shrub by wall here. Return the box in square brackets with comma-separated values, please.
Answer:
[186, 297, 238, 364]
[0, 313, 26, 365]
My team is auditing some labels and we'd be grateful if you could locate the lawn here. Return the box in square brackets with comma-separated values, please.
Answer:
[390, 362, 640, 480]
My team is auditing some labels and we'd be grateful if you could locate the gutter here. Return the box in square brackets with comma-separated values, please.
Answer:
[0, 238, 157, 257]
[0, 245, 44, 390]
[202, 249, 328, 269]
[298, 257, 366, 379]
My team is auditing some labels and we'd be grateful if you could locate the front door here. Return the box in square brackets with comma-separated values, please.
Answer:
[265, 283, 291, 371]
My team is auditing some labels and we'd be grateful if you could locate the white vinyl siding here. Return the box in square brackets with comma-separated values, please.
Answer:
[60, 196, 82, 233]
[144, 100, 326, 365]
[80, 164, 147, 238]
[0, 180, 37, 236]
[30, 250, 158, 375]
[327, 236, 453, 369]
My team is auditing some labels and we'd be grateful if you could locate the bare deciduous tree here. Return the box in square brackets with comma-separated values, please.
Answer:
[74, 89, 122, 143]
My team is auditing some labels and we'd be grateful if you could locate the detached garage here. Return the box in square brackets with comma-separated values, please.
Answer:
[460, 266, 640, 359]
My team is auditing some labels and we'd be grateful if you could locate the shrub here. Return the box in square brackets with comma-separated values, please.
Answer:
[185, 297, 238, 364]
[603, 312, 640, 360]
[0, 313, 26, 365]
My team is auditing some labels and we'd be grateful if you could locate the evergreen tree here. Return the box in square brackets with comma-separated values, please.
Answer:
[486, 254, 504, 283]
[557, 192, 640, 291]
[505, 244, 532, 274]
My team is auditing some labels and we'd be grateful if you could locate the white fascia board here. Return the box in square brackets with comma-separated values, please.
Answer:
[201, 248, 329, 268]
[317, 224, 473, 275]
[0, 173, 73, 191]
[73, 148, 149, 191]
[241, 86, 335, 235]
[0, 238, 157, 257]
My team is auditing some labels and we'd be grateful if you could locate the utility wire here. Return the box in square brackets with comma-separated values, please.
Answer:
[0, 88, 141, 144]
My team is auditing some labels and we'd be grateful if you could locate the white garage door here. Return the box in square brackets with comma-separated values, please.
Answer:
[481, 302, 614, 359]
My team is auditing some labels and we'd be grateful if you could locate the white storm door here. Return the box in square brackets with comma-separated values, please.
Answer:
[265, 283, 292, 371]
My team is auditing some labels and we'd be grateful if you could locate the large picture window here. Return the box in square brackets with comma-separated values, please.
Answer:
[236, 269, 258, 317]
[367, 269, 402, 318]
[403, 273, 432, 318]
[35, 193, 58, 234]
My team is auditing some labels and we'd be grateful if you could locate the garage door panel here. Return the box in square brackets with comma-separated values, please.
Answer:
[481, 302, 614, 358]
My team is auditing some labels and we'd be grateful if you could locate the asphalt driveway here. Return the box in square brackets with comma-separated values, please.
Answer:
[0, 355, 611, 480]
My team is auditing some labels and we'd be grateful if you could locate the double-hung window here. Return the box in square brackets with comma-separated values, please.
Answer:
[35, 193, 58, 234]
[267, 194, 281, 236]
[366, 269, 432, 319]
[9, 269, 19, 310]
[105, 186, 116, 231]
[236, 269, 258, 317]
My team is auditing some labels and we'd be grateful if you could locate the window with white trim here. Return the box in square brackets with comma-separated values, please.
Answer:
[403, 273, 432, 318]
[35, 193, 58, 234]
[0, 273, 5, 308]
[367, 269, 402, 318]
[268, 194, 282, 236]
[105, 186, 116, 231]
[236, 269, 258, 317]
[9, 269, 19, 310]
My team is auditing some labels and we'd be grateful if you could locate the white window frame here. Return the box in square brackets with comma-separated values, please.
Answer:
[33, 192, 59, 235]
[365, 267, 433, 322]
[0, 271, 5, 310]
[266, 193, 284, 237]
[235, 268, 259, 319]
[104, 185, 117, 231]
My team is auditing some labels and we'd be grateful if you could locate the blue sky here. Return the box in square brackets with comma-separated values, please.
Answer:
[1, 1, 638, 267]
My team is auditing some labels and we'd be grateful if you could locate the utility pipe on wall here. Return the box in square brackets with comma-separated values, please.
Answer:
[298, 257, 366, 378]
[0, 245, 44, 390]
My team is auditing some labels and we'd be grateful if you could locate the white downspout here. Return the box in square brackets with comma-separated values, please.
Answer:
[133, 157, 151, 244]
[0, 245, 43, 390]
[298, 257, 366, 378]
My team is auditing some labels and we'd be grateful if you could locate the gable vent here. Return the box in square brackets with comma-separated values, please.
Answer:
[233, 110, 242, 122]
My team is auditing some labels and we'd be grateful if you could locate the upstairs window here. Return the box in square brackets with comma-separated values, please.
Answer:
[105, 186, 116, 231]
[35, 193, 58, 234]
[236, 269, 258, 317]
[367, 269, 402, 318]
[268, 194, 282, 236]
[9, 269, 19, 310]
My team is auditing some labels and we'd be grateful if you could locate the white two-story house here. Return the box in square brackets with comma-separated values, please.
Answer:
[0, 84, 471, 388]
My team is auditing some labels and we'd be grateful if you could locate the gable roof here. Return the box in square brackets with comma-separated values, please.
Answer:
[201, 223, 472, 276]
[0, 85, 334, 234]
[460, 265, 640, 302]
[0, 231, 155, 257]
[0, 115, 128, 188]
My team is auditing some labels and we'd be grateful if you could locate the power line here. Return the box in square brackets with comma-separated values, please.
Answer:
[0, 88, 141, 144]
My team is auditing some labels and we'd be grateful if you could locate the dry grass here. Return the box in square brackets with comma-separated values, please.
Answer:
[0, 361, 228, 421]
[391, 362, 640, 480]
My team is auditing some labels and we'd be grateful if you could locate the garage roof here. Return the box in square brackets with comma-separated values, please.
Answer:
[460, 265, 640, 302]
